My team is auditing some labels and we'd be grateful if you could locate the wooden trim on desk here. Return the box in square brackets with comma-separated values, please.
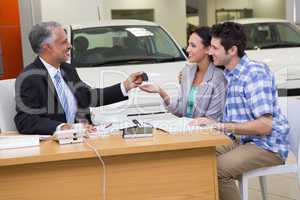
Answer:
[0, 129, 231, 167]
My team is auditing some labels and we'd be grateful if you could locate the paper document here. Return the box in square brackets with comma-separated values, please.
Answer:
[142, 117, 213, 134]
[0, 135, 40, 150]
[91, 119, 136, 137]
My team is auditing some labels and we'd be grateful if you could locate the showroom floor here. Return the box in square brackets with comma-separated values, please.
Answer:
[248, 154, 300, 200]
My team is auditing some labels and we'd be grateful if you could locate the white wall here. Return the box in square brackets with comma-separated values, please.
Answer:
[215, 0, 252, 9]
[39, 0, 186, 47]
[252, 0, 285, 19]
[40, 0, 100, 24]
[101, 0, 187, 47]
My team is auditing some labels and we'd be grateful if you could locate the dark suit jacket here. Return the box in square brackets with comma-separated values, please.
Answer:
[14, 57, 128, 135]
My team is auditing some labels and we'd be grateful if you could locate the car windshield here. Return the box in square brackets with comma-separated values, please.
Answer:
[244, 22, 300, 50]
[71, 25, 185, 67]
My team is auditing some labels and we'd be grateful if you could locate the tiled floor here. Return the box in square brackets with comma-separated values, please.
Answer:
[247, 154, 299, 200]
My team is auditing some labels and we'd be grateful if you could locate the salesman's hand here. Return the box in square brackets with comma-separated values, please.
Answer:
[61, 124, 72, 130]
[85, 124, 97, 133]
[139, 84, 160, 93]
[124, 71, 144, 92]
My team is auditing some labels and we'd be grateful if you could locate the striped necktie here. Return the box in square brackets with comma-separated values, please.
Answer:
[54, 71, 74, 123]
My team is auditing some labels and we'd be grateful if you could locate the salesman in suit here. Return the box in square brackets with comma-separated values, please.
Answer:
[15, 21, 143, 135]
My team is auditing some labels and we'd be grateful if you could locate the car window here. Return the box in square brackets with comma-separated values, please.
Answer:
[244, 23, 274, 49]
[244, 22, 300, 50]
[276, 23, 300, 43]
[71, 25, 185, 67]
[152, 28, 180, 57]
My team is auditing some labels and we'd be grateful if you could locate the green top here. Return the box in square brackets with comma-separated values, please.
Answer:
[186, 85, 198, 118]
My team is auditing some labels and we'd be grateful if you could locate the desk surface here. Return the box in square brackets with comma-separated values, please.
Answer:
[0, 129, 231, 167]
[1, 129, 231, 200]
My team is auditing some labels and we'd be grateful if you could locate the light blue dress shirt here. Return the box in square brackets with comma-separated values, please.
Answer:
[40, 57, 78, 123]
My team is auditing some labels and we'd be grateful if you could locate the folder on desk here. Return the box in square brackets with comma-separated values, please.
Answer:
[143, 117, 213, 134]
[0, 135, 40, 150]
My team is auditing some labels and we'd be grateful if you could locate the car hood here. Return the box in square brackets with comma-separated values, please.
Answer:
[246, 47, 300, 89]
[76, 61, 186, 115]
[76, 61, 185, 88]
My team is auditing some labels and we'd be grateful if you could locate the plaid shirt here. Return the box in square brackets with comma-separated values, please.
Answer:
[223, 55, 289, 160]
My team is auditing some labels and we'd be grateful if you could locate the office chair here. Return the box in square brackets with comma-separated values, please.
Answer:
[0, 79, 17, 132]
[238, 98, 300, 200]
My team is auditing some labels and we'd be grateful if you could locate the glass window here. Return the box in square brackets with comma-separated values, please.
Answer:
[111, 9, 154, 21]
[276, 23, 300, 43]
[72, 25, 185, 67]
[244, 22, 300, 50]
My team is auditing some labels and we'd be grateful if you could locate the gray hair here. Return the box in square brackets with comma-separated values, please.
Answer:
[28, 21, 62, 54]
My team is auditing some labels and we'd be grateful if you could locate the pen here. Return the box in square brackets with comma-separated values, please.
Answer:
[142, 122, 153, 127]
[127, 111, 166, 117]
[104, 123, 112, 129]
[156, 127, 168, 133]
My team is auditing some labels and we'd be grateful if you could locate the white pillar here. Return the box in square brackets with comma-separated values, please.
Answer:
[198, 0, 208, 26]
[286, 0, 295, 23]
[18, 0, 42, 66]
[295, 0, 300, 25]
[96, 0, 105, 21]
[207, 0, 216, 26]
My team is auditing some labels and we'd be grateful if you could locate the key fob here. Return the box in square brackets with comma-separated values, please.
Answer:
[141, 72, 148, 82]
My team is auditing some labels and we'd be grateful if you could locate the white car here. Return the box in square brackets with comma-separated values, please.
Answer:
[65, 20, 187, 117]
[234, 18, 300, 96]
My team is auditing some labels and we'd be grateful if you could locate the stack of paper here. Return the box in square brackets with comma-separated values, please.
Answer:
[91, 119, 136, 137]
[0, 135, 40, 150]
[142, 117, 212, 134]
